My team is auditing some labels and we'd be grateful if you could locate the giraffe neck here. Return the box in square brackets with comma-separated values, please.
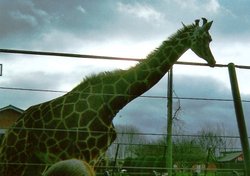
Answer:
[101, 27, 193, 121]
[126, 30, 191, 97]
[72, 26, 194, 123]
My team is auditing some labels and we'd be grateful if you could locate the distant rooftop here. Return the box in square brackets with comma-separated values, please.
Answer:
[0, 105, 24, 114]
[218, 152, 243, 162]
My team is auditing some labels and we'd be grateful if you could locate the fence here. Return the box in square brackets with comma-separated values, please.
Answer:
[1, 49, 250, 175]
[102, 132, 246, 176]
[0, 130, 246, 175]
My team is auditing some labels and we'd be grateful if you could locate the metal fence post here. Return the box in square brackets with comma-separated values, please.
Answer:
[166, 67, 173, 176]
[228, 63, 250, 175]
[0, 64, 2, 76]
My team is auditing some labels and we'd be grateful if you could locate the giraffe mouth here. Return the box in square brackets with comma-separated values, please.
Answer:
[204, 49, 216, 67]
[208, 60, 216, 67]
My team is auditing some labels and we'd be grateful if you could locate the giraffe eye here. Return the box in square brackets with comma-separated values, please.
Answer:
[208, 36, 212, 42]
[207, 34, 212, 42]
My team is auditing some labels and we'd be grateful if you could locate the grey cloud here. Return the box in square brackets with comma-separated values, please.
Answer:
[1, 0, 250, 47]
[0, 1, 49, 37]
[0, 71, 68, 109]
[0, 88, 62, 110]
[2, 0, 249, 51]
[114, 97, 167, 134]
[0, 0, 168, 49]
[0, 0, 116, 49]
[173, 75, 232, 99]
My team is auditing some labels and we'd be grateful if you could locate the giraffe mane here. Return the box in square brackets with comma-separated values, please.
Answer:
[75, 23, 197, 91]
[82, 69, 123, 82]
[82, 71, 109, 82]
[72, 69, 124, 92]
[168, 23, 196, 41]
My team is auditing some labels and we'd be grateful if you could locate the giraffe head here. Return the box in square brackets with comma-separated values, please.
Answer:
[189, 18, 216, 67]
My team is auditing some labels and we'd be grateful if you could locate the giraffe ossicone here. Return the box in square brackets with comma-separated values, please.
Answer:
[0, 18, 216, 176]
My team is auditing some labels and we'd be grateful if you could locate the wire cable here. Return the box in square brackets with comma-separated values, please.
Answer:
[0, 86, 250, 103]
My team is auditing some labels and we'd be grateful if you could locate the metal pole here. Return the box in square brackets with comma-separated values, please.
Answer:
[2, 48, 250, 69]
[0, 64, 2, 76]
[112, 143, 120, 176]
[166, 67, 173, 176]
[228, 63, 250, 174]
[204, 147, 211, 176]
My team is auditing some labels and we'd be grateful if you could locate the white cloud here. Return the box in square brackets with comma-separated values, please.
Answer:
[8, 1, 50, 28]
[77, 5, 86, 14]
[117, 2, 164, 23]
[173, 0, 221, 14]
[205, 0, 220, 13]
[173, 0, 198, 10]
[10, 11, 38, 26]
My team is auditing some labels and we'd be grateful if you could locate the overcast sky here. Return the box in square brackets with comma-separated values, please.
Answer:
[1, 0, 250, 139]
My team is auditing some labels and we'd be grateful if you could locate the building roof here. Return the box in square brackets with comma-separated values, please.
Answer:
[0, 105, 24, 114]
[217, 152, 242, 162]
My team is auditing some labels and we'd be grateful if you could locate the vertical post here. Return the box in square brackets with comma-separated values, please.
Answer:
[0, 64, 2, 76]
[166, 67, 173, 176]
[228, 63, 250, 175]
[112, 143, 120, 176]
[204, 146, 211, 176]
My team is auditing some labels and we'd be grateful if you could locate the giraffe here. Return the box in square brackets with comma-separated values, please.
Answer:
[0, 18, 216, 176]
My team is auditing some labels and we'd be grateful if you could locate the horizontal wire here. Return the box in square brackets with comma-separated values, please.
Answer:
[0, 162, 47, 166]
[0, 161, 244, 172]
[1, 126, 245, 139]
[1, 86, 250, 103]
[0, 86, 67, 93]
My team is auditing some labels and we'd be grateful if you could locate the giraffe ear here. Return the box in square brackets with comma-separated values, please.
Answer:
[195, 19, 200, 26]
[203, 21, 213, 31]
